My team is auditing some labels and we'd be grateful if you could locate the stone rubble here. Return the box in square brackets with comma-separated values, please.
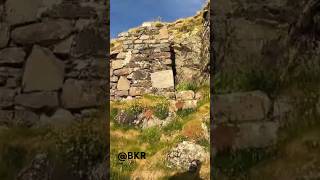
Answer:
[167, 141, 207, 171]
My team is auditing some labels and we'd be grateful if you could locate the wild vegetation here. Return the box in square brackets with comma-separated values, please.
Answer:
[110, 84, 210, 179]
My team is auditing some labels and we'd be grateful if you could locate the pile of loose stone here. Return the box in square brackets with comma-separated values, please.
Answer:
[110, 23, 175, 100]
[167, 141, 207, 171]
[0, 0, 107, 128]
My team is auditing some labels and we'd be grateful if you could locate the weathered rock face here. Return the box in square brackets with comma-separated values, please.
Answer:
[61, 79, 101, 109]
[15, 92, 59, 109]
[213, 91, 281, 150]
[167, 141, 208, 171]
[110, 5, 210, 100]
[110, 25, 175, 100]
[214, 91, 271, 123]
[5, 0, 42, 26]
[0, 0, 107, 127]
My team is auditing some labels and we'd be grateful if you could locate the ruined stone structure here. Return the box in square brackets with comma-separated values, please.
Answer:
[212, 0, 320, 151]
[110, 3, 210, 101]
[0, 0, 107, 128]
[110, 25, 175, 100]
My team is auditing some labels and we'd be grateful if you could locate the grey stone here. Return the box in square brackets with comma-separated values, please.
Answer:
[151, 70, 174, 89]
[38, 109, 75, 128]
[16, 153, 51, 180]
[111, 60, 125, 69]
[117, 76, 130, 91]
[72, 28, 106, 57]
[0, 110, 14, 124]
[0, 47, 26, 65]
[22, 45, 64, 92]
[176, 90, 195, 100]
[75, 19, 93, 31]
[110, 76, 118, 82]
[6, 78, 19, 88]
[167, 141, 207, 171]
[129, 87, 144, 96]
[274, 96, 294, 118]
[214, 91, 271, 123]
[158, 27, 169, 39]
[0, 88, 15, 108]
[0, 23, 9, 48]
[11, 19, 73, 44]
[133, 70, 149, 80]
[139, 35, 149, 40]
[15, 92, 59, 109]
[234, 122, 279, 149]
[182, 100, 198, 110]
[113, 68, 130, 76]
[14, 110, 39, 127]
[81, 109, 98, 118]
[116, 52, 126, 59]
[115, 90, 128, 97]
[61, 79, 100, 109]
[5, 0, 42, 25]
[43, 2, 96, 19]
[53, 36, 74, 55]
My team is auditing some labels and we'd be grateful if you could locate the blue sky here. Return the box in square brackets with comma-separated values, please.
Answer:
[110, 0, 207, 38]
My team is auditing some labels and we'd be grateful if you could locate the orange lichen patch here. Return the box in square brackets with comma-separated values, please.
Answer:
[175, 101, 185, 110]
[144, 109, 154, 120]
[182, 119, 205, 141]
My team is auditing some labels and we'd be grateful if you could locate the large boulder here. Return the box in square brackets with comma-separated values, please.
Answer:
[22, 45, 64, 92]
[61, 79, 101, 109]
[15, 92, 59, 109]
[11, 19, 73, 44]
[214, 91, 271, 123]
[167, 141, 207, 171]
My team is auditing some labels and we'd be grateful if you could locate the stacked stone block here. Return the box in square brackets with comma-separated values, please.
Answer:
[110, 24, 175, 100]
[0, 0, 107, 127]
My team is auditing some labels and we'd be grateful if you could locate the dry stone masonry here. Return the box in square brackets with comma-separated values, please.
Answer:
[0, 0, 107, 128]
[110, 24, 175, 100]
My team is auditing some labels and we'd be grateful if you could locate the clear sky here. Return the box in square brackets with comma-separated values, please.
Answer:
[110, 0, 207, 38]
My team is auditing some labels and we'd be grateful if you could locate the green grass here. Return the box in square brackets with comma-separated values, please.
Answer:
[162, 118, 184, 134]
[0, 115, 108, 180]
[176, 108, 196, 118]
[139, 127, 162, 145]
[152, 102, 169, 120]
[176, 83, 198, 92]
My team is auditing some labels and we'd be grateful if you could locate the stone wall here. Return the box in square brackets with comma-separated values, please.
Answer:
[110, 24, 175, 100]
[211, 0, 319, 151]
[110, 3, 210, 100]
[0, 0, 107, 128]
